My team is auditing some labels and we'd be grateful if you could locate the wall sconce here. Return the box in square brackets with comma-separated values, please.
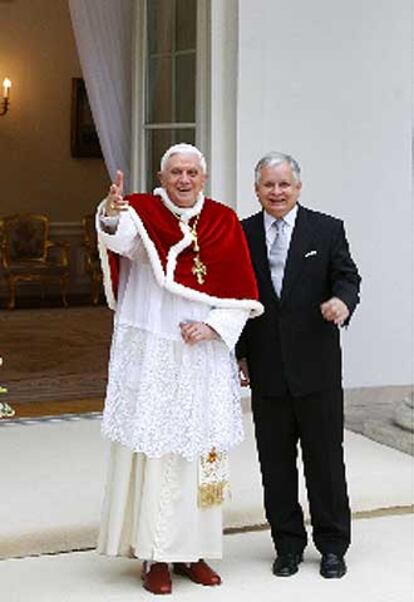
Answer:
[1, 78, 12, 116]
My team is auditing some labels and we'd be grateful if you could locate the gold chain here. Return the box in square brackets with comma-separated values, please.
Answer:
[174, 212, 207, 285]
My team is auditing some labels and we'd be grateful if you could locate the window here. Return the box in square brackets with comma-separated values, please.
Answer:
[144, 0, 198, 190]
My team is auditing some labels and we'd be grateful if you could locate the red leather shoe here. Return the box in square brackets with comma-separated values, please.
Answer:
[142, 562, 172, 595]
[173, 560, 222, 586]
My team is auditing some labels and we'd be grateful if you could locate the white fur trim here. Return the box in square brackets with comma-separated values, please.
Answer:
[165, 221, 194, 281]
[153, 187, 204, 221]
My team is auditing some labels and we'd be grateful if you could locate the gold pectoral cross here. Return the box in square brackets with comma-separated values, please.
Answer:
[192, 255, 207, 285]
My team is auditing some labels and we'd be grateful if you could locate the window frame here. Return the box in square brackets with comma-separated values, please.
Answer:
[131, 0, 210, 192]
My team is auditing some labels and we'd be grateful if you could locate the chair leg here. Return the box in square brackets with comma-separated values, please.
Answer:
[6, 276, 16, 309]
[61, 277, 69, 308]
[92, 277, 100, 305]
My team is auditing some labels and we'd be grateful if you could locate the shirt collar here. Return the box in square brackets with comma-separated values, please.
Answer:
[263, 203, 298, 232]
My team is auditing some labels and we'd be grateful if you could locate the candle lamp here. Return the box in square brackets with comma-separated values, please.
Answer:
[1, 78, 12, 116]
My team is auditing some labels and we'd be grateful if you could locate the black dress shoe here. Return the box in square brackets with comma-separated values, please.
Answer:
[320, 553, 347, 579]
[272, 552, 303, 577]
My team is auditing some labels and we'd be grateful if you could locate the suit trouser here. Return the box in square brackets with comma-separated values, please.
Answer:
[252, 387, 350, 557]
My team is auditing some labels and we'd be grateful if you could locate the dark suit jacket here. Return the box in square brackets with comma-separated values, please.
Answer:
[236, 205, 361, 397]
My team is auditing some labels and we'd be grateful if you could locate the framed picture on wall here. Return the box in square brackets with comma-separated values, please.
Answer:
[70, 78, 103, 158]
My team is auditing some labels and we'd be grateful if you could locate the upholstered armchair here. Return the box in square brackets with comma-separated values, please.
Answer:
[82, 214, 102, 305]
[0, 214, 70, 309]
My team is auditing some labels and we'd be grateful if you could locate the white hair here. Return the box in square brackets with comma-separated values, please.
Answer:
[160, 143, 207, 173]
[255, 152, 301, 184]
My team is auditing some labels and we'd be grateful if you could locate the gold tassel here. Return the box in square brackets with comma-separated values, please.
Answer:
[198, 481, 227, 508]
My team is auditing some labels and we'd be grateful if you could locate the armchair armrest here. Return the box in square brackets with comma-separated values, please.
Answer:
[46, 240, 70, 267]
[82, 242, 101, 272]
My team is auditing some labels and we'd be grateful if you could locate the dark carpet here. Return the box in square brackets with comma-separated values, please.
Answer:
[0, 307, 113, 403]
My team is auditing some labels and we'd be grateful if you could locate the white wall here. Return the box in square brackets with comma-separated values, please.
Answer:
[207, 0, 238, 204]
[235, 0, 413, 388]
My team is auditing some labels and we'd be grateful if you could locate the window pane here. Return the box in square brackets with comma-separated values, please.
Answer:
[147, 56, 173, 122]
[176, 0, 197, 51]
[175, 53, 196, 122]
[147, 0, 174, 54]
[146, 129, 174, 191]
[173, 128, 195, 146]
[146, 128, 196, 191]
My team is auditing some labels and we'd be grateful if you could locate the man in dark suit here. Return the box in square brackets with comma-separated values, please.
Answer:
[236, 152, 361, 579]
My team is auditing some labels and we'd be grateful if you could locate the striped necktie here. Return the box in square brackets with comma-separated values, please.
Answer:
[269, 218, 288, 296]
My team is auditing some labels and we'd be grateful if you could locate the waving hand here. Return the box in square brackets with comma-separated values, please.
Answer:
[104, 170, 129, 216]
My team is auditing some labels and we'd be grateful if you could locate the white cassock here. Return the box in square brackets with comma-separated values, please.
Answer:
[96, 199, 250, 562]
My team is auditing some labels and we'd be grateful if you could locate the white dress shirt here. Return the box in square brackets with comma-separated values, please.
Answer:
[263, 204, 298, 257]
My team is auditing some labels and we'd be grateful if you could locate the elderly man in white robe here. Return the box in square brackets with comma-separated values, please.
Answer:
[96, 143, 262, 595]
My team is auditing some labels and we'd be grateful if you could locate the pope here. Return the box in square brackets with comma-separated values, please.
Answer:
[96, 143, 262, 595]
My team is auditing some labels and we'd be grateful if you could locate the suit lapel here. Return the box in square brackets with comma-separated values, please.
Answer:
[281, 205, 313, 304]
[248, 212, 279, 302]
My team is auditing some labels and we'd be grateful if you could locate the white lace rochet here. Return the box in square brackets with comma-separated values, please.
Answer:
[102, 323, 244, 461]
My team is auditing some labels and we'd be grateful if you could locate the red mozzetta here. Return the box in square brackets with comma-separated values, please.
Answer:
[104, 193, 262, 315]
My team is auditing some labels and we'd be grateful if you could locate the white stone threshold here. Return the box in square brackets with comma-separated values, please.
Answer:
[1, 413, 412, 559]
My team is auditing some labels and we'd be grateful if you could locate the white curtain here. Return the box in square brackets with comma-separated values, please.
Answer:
[68, 0, 135, 191]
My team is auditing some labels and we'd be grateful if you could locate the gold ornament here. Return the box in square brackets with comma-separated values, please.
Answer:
[198, 448, 228, 507]
[189, 214, 207, 284]
[175, 212, 208, 285]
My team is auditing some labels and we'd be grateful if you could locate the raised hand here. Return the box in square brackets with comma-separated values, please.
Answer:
[105, 170, 129, 216]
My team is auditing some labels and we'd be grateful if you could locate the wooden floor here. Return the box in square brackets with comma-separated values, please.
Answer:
[6, 398, 104, 419]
